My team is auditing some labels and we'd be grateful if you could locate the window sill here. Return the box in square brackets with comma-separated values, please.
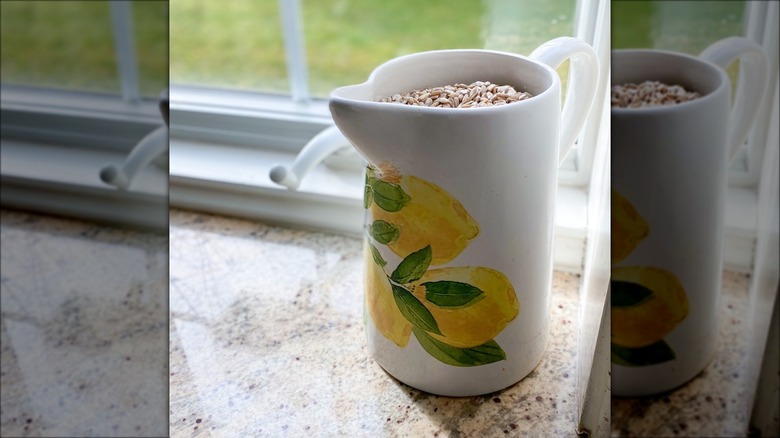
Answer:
[1, 138, 168, 232]
[169, 137, 589, 272]
[1, 88, 168, 232]
[170, 137, 759, 274]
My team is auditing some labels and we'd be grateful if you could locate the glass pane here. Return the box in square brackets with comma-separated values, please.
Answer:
[303, 0, 576, 98]
[612, 0, 745, 53]
[0, 0, 168, 98]
[612, 1, 744, 92]
[170, 0, 289, 93]
[168, 0, 576, 98]
[0, 1, 119, 93]
[133, 1, 169, 97]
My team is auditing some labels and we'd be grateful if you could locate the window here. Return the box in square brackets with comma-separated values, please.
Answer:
[1, 0, 169, 231]
[170, 1, 288, 94]
[612, 0, 751, 180]
[1, 0, 167, 97]
[170, 1, 576, 98]
[168, 0, 604, 253]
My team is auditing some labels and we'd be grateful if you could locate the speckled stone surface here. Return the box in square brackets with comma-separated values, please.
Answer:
[169, 209, 583, 437]
[611, 272, 752, 437]
[0, 209, 168, 437]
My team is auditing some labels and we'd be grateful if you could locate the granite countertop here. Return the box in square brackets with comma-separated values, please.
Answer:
[1, 207, 757, 437]
[0, 209, 168, 437]
[611, 272, 753, 437]
[169, 209, 585, 437]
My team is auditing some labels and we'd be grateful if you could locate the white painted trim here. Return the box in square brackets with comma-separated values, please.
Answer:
[278, 0, 309, 103]
[169, 85, 331, 152]
[576, 8, 612, 424]
[1, 85, 159, 123]
[745, 77, 780, 432]
[168, 137, 590, 272]
[724, 186, 758, 273]
[1, 139, 167, 232]
[559, 0, 610, 188]
[578, 294, 611, 438]
[1, 89, 167, 231]
[749, 292, 779, 437]
[733, 1, 779, 187]
[109, 1, 141, 103]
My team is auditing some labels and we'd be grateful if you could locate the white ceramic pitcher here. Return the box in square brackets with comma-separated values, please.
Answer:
[322, 37, 598, 396]
[611, 37, 768, 396]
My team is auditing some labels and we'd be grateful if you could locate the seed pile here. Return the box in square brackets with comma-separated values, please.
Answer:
[611, 80, 701, 108]
[379, 81, 532, 108]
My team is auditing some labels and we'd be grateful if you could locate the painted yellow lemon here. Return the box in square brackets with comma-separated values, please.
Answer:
[408, 266, 519, 348]
[370, 175, 479, 265]
[612, 189, 649, 264]
[611, 266, 689, 348]
[364, 247, 411, 347]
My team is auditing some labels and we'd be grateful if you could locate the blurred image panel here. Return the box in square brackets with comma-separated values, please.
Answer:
[610, 1, 779, 437]
[1, 1, 169, 437]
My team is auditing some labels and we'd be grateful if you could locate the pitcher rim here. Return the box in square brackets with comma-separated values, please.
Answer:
[611, 48, 729, 114]
[330, 48, 560, 113]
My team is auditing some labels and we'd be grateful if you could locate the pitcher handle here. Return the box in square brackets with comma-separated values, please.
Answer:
[700, 37, 768, 162]
[530, 37, 599, 166]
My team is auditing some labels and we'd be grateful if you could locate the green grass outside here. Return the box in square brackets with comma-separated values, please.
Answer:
[613, 1, 745, 89]
[613, 1, 745, 53]
[1, 1, 746, 99]
[170, 0, 575, 97]
[0, 0, 167, 96]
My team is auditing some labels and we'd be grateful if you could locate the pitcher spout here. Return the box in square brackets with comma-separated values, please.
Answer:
[329, 83, 401, 163]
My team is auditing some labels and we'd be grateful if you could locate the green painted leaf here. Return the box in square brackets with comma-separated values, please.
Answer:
[369, 177, 410, 212]
[611, 340, 676, 366]
[369, 243, 386, 267]
[392, 284, 441, 335]
[610, 348, 634, 367]
[369, 220, 399, 245]
[364, 184, 373, 209]
[391, 245, 432, 284]
[412, 327, 506, 367]
[612, 280, 654, 307]
[423, 281, 484, 308]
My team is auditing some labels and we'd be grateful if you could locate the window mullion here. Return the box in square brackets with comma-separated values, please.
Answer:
[573, 0, 596, 43]
[278, 0, 310, 103]
[572, 0, 611, 434]
[743, 1, 778, 187]
[109, 1, 141, 103]
[559, 0, 608, 187]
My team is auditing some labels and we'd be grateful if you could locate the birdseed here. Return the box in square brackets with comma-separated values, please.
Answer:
[611, 80, 701, 108]
[379, 81, 532, 108]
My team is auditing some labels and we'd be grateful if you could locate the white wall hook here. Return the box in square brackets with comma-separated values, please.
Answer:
[269, 125, 353, 190]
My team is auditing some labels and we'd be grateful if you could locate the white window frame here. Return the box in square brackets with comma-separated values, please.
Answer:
[1, 1, 168, 232]
[732, 1, 779, 188]
[167, 0, 604, 272]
